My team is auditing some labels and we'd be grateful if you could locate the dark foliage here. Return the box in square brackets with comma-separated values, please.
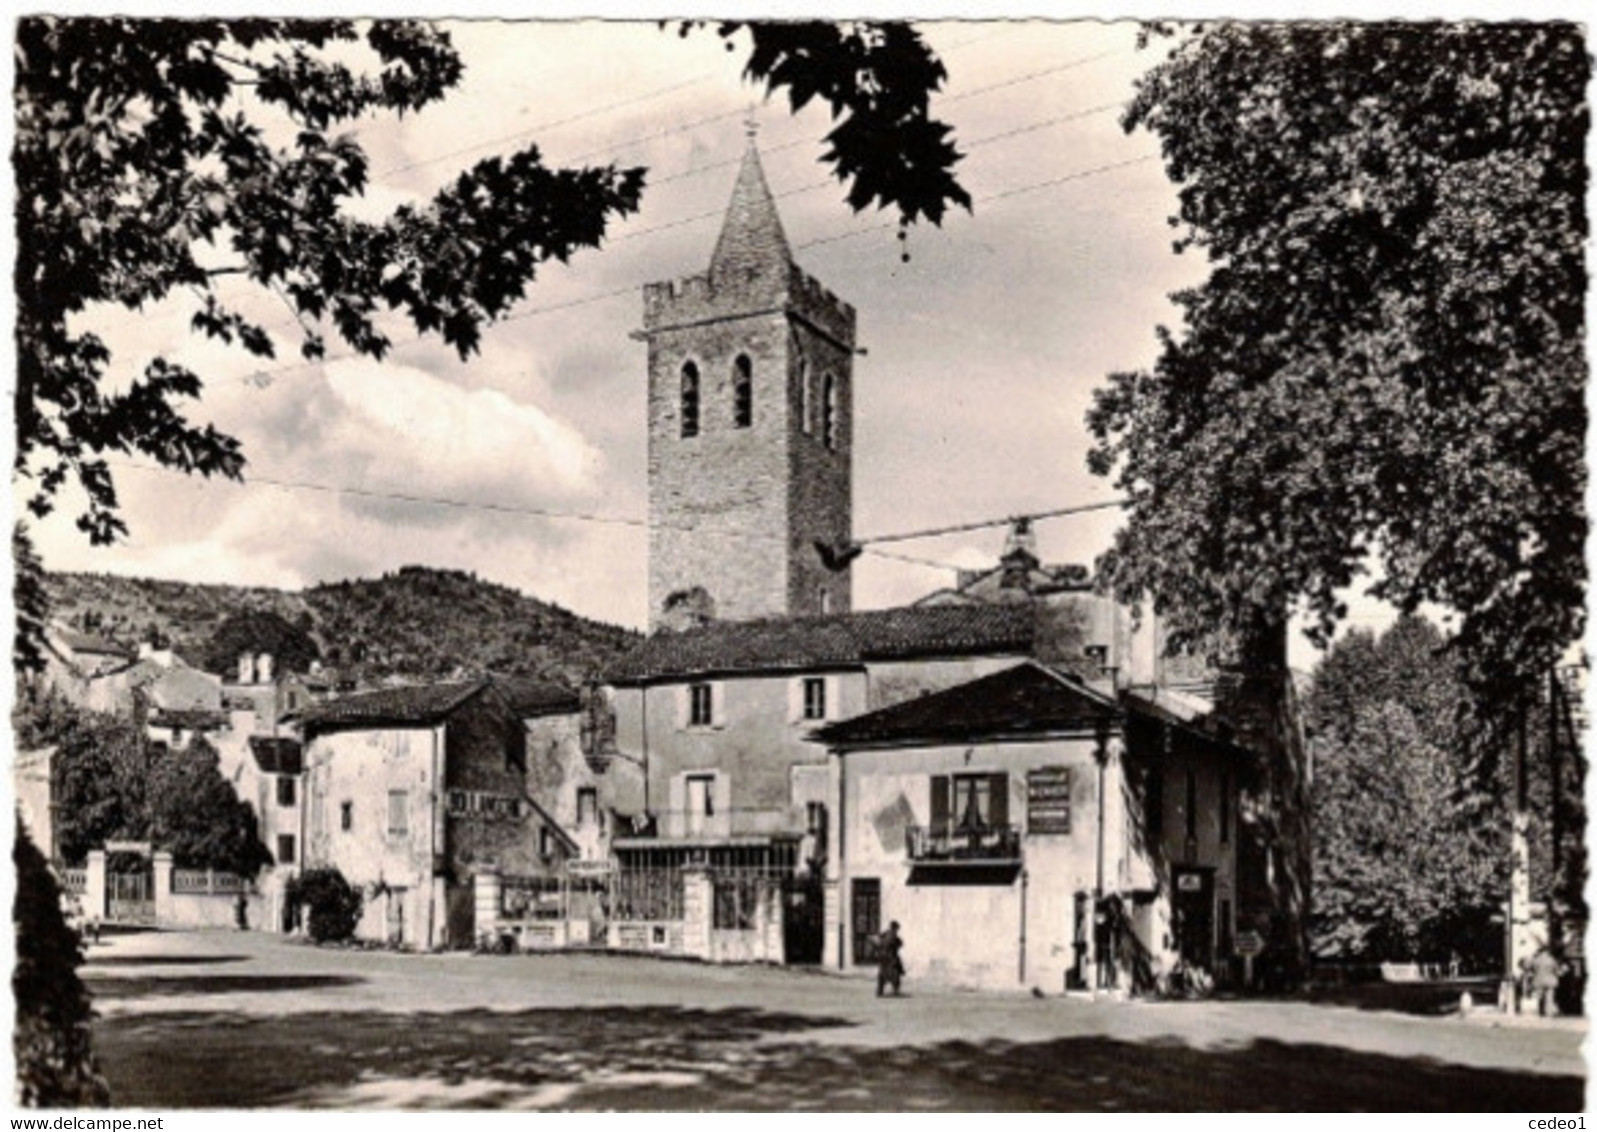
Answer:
[149, 736, 274, 878]
[14, 18, 645, 547]
[13, 525, 51, 680]
[703, 21, 971, 226]
[1306, 617, 1504, 965]
[284, 867, 363, 944]
[14, 693, 272, 876]
[13, 820, 110, 1107]
[1089, 22, 1588, 717]
[199, 610, 319, 677]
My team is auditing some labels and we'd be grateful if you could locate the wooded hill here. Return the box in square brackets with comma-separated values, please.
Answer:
[42, 566, 640, 687]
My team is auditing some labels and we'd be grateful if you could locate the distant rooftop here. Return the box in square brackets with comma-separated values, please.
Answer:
[287, 675, 578, 732]
[812, 661, 1117, 750]
[607, 604, 1036, 684]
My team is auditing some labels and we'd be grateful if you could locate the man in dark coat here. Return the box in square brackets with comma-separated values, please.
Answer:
[877, 921, 905, 997]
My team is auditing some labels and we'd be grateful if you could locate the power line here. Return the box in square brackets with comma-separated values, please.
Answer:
[229, 145, 1157, 386]
[858, 499, 1127, 546]
[379, 73, 717, 177]
[104, 457, 1119, 568]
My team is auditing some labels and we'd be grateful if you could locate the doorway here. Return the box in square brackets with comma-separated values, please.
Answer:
[850, 878, 880, 965]
[1172, 867, 1215, 972]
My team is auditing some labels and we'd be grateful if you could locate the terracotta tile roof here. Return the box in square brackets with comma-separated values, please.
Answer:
[289, 680, 485, 731]
[147, 708, 230, 732]
[812, 661, 1118, 750]
[287, 675, 579, 732]
[607, 604, 1036, 683]
[248, 736, 304, 774]
[489, 675, 581, 718]
[54, 628, 132, 657]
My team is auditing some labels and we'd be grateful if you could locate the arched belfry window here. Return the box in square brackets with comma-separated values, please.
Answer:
[798, 356, 812, 435]
[733, 354, 753, 429]
[680, 361, 700, 438]
[822, 372, 838, 450]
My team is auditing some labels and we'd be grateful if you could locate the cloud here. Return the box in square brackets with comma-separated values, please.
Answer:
[320, 357, 603, 510]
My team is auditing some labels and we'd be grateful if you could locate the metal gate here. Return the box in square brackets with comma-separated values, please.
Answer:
[106, 871, 154, 925]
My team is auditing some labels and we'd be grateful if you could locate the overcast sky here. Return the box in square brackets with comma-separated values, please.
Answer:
[22, 17, 1432, 670]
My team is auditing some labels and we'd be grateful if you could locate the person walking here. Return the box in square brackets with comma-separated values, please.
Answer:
[876, 921, 905, 997]
[1530, 946, 1562, 1017]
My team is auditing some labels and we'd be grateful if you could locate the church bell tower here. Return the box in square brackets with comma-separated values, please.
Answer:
[639, 133, 857, 630]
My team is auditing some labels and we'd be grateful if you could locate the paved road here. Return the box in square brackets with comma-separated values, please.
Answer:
[82, 929, 1585, 1110]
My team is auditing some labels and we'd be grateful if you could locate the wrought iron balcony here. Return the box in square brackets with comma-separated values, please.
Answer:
[906, 820, 1022, 863]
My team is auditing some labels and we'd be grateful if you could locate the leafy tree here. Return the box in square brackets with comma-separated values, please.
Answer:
[14, 17, 967, 549]
[13, 820, 110, 1107]
[1088, 22, 1587, 711]
[13, 523, 51, 679]
[200, 610, 320, 678]
[1307, 617, 1505, 966]
[15, 693, 271, 876]
[148, 736, 274, 878]
[284, 867, 363, 943]
[17, 693, 151, 866]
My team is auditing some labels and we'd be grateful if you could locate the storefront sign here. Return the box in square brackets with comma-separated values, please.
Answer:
[1026, 767, 1072, 834]
[446, 789, 526, 822]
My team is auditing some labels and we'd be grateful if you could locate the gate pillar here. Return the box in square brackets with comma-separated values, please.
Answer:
[152, 852, 174, 927]
[682, 867, 712, 960]
[473, 867, 502, 947]
[85, 849, 107, 922]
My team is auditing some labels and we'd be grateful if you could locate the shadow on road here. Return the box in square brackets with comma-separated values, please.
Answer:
[87, 955, 252, 968]
[86, 974, 366, 999]
[91, 1004, 1582, 1111]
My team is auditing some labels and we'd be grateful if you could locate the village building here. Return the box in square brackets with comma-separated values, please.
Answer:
[604, 603, 1056, 961]
[814, 660, 1249, 993]
[291, 675, 627, 949]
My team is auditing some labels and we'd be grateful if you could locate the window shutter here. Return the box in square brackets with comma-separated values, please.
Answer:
[930, 775, 950, 830]
[989, 773, 1009, 828]
[675, 685, 689, 729]
[788, 678, 803, 723]
[824, 675, 839, 721]
[711, 682, 726, 729]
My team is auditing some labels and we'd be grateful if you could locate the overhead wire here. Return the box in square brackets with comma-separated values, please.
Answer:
[104, 457, 1123, 571]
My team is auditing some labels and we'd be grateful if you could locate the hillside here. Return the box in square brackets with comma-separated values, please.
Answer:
[42, 566, 640, 687]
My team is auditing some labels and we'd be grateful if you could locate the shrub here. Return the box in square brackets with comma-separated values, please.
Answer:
[284, 867, 363, 944]
[13, 819, 109, 1106]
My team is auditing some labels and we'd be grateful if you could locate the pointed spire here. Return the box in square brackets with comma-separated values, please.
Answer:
[709, 132, 792, 279]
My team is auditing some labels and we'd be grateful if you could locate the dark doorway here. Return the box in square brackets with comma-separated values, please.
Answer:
[1173, 867, 1215, 972]
[850, 878, 880, 965]
[782, 874, 824, 965]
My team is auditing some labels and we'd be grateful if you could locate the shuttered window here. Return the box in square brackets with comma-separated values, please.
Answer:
[931, 773, 1009, 830]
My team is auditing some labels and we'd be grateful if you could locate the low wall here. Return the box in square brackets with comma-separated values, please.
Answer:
[162, 891, 266, 930]
[609, 920, 686, 955]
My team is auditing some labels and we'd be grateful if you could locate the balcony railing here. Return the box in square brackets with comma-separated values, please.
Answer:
[906, 821, 1022, 863]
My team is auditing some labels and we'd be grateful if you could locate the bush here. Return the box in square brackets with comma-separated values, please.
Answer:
[13, 819, 109, 1106]
[284, 867, 363, 944]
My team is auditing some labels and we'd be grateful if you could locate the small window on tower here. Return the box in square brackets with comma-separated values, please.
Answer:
[822, 372, 838, 450]
[733, 354, 753, 428]
[680, 361, 700, 438]
[798, 357, 812, 434]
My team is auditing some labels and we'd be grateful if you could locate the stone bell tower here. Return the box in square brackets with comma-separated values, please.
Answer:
[639, 132, 857, 630]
